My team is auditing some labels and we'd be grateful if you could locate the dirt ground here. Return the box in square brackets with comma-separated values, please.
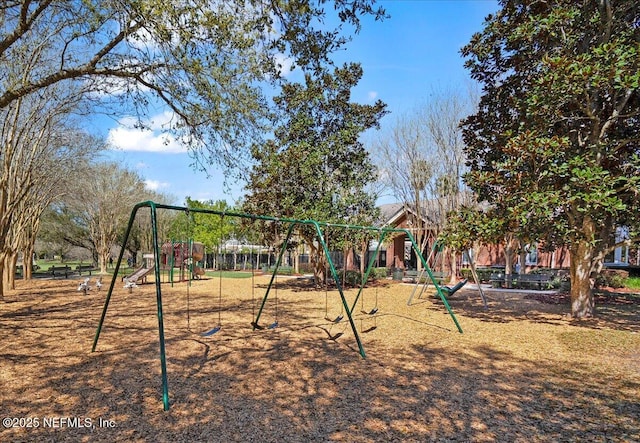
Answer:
[1, 274, 639, 442]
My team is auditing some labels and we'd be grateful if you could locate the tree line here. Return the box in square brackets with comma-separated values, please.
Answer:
[2, 1, 639, 320]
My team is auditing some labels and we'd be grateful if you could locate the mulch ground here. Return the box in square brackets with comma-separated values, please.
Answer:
[1, 275, 639, 442]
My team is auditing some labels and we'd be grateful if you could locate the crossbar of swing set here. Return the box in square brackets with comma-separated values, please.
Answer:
[91, 200, 462, 411]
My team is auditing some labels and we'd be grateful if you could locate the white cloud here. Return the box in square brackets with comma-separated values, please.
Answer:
[368, 91, 378, 101]
[107, 112, 188, 154]
[273, 53, 294, 77]
[144, 179, 170, 192]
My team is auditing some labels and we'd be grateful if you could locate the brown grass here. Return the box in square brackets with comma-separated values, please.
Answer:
[1, 275, 639, 442]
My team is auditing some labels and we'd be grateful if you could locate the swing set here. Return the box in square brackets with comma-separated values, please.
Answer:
[92, 201, 463, 411]
[407, 240, 487, 309]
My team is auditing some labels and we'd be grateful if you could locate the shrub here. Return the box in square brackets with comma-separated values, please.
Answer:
[596, 270, 628, 289]
[371, 267, 388, 279]
[342, 270, 363, 287]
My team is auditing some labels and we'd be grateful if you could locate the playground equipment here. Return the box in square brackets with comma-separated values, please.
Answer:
[77, 277, 90, 295]
[124, 264, 155, 284]
[406, 241, 486, 309]
[161, 241, 205, 283]
[123, 277, 138, 293]
[77, 276, 103, 294]
[92, 201, 462, 411]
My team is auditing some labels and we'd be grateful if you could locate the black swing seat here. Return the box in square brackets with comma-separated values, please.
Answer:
[200, 326, 221, 337]
[439, 279, 468, 296]
[325, 315, 343, 323]
[251, 320, 278, 330]
[361, 308, 378, 315]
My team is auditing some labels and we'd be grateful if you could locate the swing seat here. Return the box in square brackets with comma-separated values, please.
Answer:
[440, 279, 468, 296]
[200, 326, 221, 336]
[364, 307, 378, 315]
[325, 314, 343, 323]
[267, 321, 278, 329]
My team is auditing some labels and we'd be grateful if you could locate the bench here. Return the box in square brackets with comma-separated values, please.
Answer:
[76, 264, 97, 276]
[268, 266, 293, 275]
[50, 265, 71, 278]
[489, 272, 508, 288]
[514, 273, 551, 290]
[403, 270, 419, 283]
[403, 270, 448, 284]
[490, 272, 552, 290]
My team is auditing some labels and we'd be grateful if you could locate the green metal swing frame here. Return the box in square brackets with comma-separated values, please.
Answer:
[91, 201, 462, 411]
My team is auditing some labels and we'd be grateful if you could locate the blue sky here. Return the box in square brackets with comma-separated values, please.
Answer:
[94, 0, 499, 206]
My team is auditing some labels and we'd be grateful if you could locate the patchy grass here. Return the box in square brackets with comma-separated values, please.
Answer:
[625, 276, 640, 291]
[203, 270, 254, 279]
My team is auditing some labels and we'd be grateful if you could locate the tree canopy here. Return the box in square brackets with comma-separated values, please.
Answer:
[0, 0, 386, 171]
[460, 0, 640, 317]
[242, 63, 387, 282]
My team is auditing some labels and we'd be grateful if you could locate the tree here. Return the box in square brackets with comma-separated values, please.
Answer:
[242, 63, 387, 284]
[374, 87, 476, 278]
[120, 189, 176, 263]
[65, 162, 149, 274]
[0, 86, 102, 297]
[1, 1, 386, 171]
[460, 0, 640, 318]
[174, 198, 236, 270]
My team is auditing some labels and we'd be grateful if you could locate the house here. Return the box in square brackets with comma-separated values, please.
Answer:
[377, 203, 635, 276]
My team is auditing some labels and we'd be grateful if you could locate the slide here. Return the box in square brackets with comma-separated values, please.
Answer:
[124, 264, 155, 283]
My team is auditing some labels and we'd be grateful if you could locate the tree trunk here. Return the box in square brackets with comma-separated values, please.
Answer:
[360, 240, 367, 276]
[444, 246, 458, 285]
[24, 244, 35, 280]
[569, 238, 596, 318]
[100, 251, 108, 274]
[504, 234, 517, 288]
[0, 251, 7, 300]
[8, 252, 18, 290]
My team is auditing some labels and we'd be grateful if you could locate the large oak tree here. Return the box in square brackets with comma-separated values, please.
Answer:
[461, 0, 640, 318]
[1, 0, 386, 170]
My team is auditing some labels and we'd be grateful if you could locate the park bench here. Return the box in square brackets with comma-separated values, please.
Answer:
[514, 273, 551, 290]
[403, 270, 419, 283]
[76, 264, 97, 276]
[50, 265, 71, 278]
[267, 265, 293, 275]
[490, 272, 552, 290]
[403, 270, 448, 284]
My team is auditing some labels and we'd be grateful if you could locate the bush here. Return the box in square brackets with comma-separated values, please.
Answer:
[342, 270, 363, 287]
[371, 267, 388, 279]
[460, 267, 492, 283]
[596, 270, 628, 289]
[298, 263, 314, 274]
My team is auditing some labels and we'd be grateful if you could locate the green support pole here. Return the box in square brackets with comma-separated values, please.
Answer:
[92, 202, 144, 353]
[403, 230, 463, 333]
[312, 221, 367, 359]
[149, 203, 171, 411]
[253, 222, 296, 328]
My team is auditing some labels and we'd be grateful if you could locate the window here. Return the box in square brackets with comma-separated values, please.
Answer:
[525, 243, 538, 266]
